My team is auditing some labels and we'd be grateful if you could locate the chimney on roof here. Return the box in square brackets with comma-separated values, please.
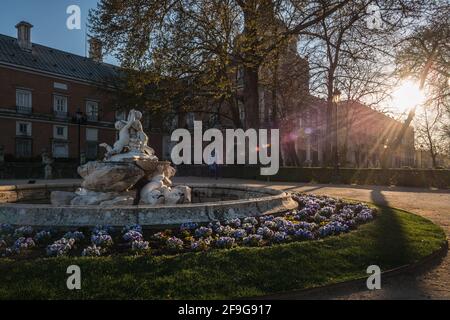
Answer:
[88, 38, 103, 63]
[15, 21, 33, 51]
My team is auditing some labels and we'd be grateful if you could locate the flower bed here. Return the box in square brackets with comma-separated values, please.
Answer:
[0, 194, 376, 259]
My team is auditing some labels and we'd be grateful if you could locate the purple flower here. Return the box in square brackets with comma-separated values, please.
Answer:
[215, 237, 235, 249]
[34, 230, 52, 243]
[207, 221, 223, 232]
[82, 245, 102, 257]
[91, 234, 113, 247]
[218, 225, 235, 236]
[259, 215, 274, 222]
[294, 229, 314, 240]
[318, 221, 349, 237]
[295, 221, 316, 231]
[273, 231, 287, 243]
[122, 224, 143, 234]
[64, 231, 85, 241]
[13, 226, 33, 238]
[242, 223, 255, 234]
[13, 237, 35, 250]
[123, 230, 144, 242]
[243, 234, 263, 247]
[263, 220, 277, 229]
[313, 213, 327, 223]
[190, 238, 211, 252]
[152, 231, 168, 241]
[194, 226, 213, 238]
[92, 225, 113, 236]
[0, 224, 14, 235]
[319, 206, 335, 217]
[131, 240, 150, 252]
[224, 218, 241, 228]
[356, 209, 374, 223]
[243, 217, 258, 225]
[46, 238, 75, 257]
[166, 237, 184, 251]
[257, 227, 275, 239]
[180, 222, 198, 231]
[232, 229, 247, 240]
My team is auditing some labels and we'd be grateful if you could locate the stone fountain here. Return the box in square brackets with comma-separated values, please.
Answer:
[0, 109, 297, 227]
[50, 109, 192, 207]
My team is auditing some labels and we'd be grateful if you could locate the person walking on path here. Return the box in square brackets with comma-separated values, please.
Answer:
[207, 150, 219, 180]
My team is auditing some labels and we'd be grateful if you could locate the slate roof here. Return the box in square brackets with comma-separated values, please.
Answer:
[0, 33, 119, 84]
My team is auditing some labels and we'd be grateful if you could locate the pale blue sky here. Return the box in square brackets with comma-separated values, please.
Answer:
[0, 0, 117, 64]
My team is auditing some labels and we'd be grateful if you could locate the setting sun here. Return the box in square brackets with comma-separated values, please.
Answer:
[391, 80, 426, 112]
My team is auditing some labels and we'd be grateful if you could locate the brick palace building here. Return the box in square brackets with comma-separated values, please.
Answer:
[0, 21, 119, 162]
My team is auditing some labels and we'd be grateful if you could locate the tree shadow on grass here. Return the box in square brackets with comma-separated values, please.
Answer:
[271, 190, 443, 300]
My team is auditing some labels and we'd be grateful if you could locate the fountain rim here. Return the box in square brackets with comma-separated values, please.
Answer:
[0, 182, 298, 227]
[0, 182, 290, 207]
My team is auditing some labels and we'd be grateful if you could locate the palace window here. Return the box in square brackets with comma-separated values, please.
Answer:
[53, 95, 68, 117]
[86, 101, 99, 121]
[16, 121, 32, 136]
[16, 89, 32, 113]
[16, 138, 32, 158]
[53, 125, 68, 140]
[52, 141, 69, 158]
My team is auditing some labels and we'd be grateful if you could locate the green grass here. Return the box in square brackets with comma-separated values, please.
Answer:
[0, 206, 446, 300]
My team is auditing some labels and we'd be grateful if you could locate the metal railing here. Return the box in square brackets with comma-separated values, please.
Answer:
[16, 106, 32, 114]
[53, 110, 68, 119]
[86, 113, 98, 122]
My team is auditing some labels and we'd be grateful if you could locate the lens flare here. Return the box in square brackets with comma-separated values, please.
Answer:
[391, 80, 426, 112]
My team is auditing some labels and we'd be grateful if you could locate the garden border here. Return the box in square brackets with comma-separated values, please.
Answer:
[250, 205, 449, 300]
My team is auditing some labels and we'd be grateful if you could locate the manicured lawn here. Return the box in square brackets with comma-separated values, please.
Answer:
[0, 206, 446, 299]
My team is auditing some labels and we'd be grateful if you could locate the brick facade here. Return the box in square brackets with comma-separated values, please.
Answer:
[0, 66, 117, 160]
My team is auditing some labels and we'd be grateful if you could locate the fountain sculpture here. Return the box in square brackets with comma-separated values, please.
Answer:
[0, 108, 297, 227]
[50, 109, 192, 206]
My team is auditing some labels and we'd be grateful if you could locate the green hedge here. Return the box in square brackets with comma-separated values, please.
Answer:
[0, 162, 79, 179]
[177, 165, 450, 189]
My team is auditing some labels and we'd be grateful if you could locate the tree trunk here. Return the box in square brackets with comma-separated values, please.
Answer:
[431, 152, 437, 168]
[243, 65, 260, 129]
[240, 2, 260, 130]
[229, 97, 243, 128]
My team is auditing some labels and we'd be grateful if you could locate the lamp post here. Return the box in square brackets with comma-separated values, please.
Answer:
[332, 89, 341, 182]
[419, 144, 423, 168]
[74, 108, 85, 165]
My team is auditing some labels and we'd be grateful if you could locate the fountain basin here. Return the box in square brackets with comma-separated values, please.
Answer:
[0, 182, 297, 227]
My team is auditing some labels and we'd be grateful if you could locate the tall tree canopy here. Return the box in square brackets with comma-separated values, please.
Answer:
[89, 0, 351, 128]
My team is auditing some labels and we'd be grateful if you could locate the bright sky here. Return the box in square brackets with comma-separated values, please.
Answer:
[390, 80, 426, 113]
[0, 0, 117, 65]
